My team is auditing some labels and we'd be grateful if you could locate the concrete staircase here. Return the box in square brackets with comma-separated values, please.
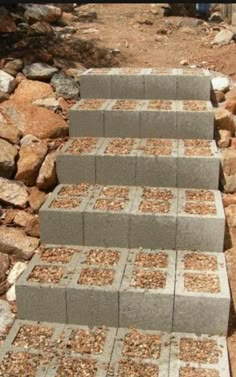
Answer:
[0, 68, 231, 376]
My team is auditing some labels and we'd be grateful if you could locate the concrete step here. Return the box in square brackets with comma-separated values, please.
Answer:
[39, 184, 225, 252]
[16, 247, 230, 335]
[56, 137, 220, 189]
[69, 99, 214, 140]
[0, 319, 230, 376]
[80, 68, 211, 100]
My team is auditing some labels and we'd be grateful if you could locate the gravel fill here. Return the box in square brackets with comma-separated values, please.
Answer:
[86, 249, 120, 266]
[179, 367, 219, 377]
[184, 203, 216, 215]
[131, 270, 166, 289]
[100, 186, 130, 198]
[183, 101, 207, 111]
[58, 183, 90, 197]
[139, 200, 170, 213]
[78, 268, 114, 286]
[28, 266, 65, 284]
[184, 147, 212, 156]
[185, 190, 214, 202]
[105, 138, 135, 154]
[142, 188, 174, 201]
[55, 357, 97, 377]
[67, 327, 106, 354]
[50, 197, 82, 209]
[0, 351, 41, 377]
[118, 359, 158, 377]
[135, 252, 168, 268]
[122, 329, 161, 359]
[40, 247, 77, 264]
[148, 100, 172, 110]
[67, 138, 97, 154]
[78, 99, 106, 110]
[184, 273, 220, 293]
[94, 198, 126, 211]
[112, 100, 137, 110]
[184, 253, 218, 271]
[13, 324, 53, 350]
[179, 338, 220, 364]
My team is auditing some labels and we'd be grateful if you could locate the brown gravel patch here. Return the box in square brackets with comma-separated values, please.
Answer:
[28, 266, 65, 284]
[135, 252, 168, 268]
[100, 186, 130, 199]
[112, 100, 137, 110]
[184, 147, 212, 156]
[123, 330, 161, 359]
[184, 203, 216, 215]
[50, 197, 82, 209]
[183, 101, 207, 111]
[86, 249, 120, 266]
[184, 273, 220, 293]
[139, 200, 170, 213]
[142, 188, 174, 201]
[105, 138, 134, 154]
[40, 247, 77, 264]
[146, 139, 172, 147]
[0, 352, 41, 377]
[179, 338, 220, 364]
[78, 99, 106, 110]
[179, 367, 219, 377]
[148, 100, 172, 110]
[118, 359, 158, 377]
[184, 140, 211, 148]
[94, 198, 126, 211]
[78, 268, 114, 286]
[56, 357, 97, 377]
[185, 190, 214, 202]
[184, 253, 218, 271]
[13, 325, 53, 350]
[131, 270, 166, 289]
[58, 183, 90, 197]
[144, 146, 172, 156]
[67, 328, 106, 354]
[66, 138, 97, 154]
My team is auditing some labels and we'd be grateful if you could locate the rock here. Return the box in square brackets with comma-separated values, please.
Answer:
[211, 77, 230, 92]
[180, 27, 197, 35]
[16, 140, 48, 186]
[51, 72, 80, 99]
[23, 63, 58, 81]
[0, 253, 10, 283]
[30, 21, 54, 34]
[226, 87, 236, 100]
[28, 187, 46, 212]
[223, 149, 236, 176]
[217, 130, 231, 148]
[24, 5, 62, 24]
[14, 211, 40, 237]
[223, 174, 236, 194]
[65, 68, 86, 80]
[215, 108, 235, 133]
[209, 12, 224, 23]
[180, 59, 189, 66]
[4, 59, 23, 77]
[53, 58, 85, 71]
[0, 226, 39, 259]
[6, 284, 16, 301]
[0, 9, 17, 33]
[225, 99, 236, 115]
[74, 9, 97, 22]
[12, 79, 54, 103]
[33, 97, 61, 111]
[0, 91, 9, 103]
[0, 138, 18, 178]
[0, 300, 14, 332]
[0, 100, 68, 139]
[20, 134, 40, 147]
[0, 178, 28, 207]
[223, 193, 236, 207]
[0, 110, 22, 144]
[7, 262, 27, 286]
[213, 90, 225, 103]
[36, 150, 57, 190]
[0, 71, 16, 94]
[213, 29, 234, 45]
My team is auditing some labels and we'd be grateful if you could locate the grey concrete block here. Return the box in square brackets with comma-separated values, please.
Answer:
[104, 100, 143, 138]
[177, 139, 220, 189]
[67, 248, 128, 327]
[173, 251, 230, 335]
[129, 187, 177, 249]
[144, 68, 178, 100]
[176, 189, 225, 252]
[119, 249, 176, 331]
[109, 328, 170, 377]
[140, 100, 177, 138]
[69, 99, 109, 137]
[39, 184, 90, 245]
[176, 68, 211, 100]
[56, 138, 105, 184]
[176, 100, 214, 139]
[170, 332, 230, 377]
[136, 139, 178, 187]
[111, 68, 147, 99]
[80, 68, 114, 99]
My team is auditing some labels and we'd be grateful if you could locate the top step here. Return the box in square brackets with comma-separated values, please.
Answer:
[80, 68, 211, 101]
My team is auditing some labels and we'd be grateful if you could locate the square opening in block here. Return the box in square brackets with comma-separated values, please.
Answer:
[66, 327, 106, 354]
[0, 351, 41, 376]
[100, 186, 130, 199]
[58, 183, 91, 197]
[179, 366, 219, 377]
[78, 99, 107, 110]
[55, 356, 97, 377]
[94, 198, 127, 212]
[85, 249, 121, 266]
[13, 324, 54, 350]
[143, 139, 172, 156]
[122, 329, 161, 359]
[139, 200, 171, 214]
[185, 190, 215, 202]
[184, 253, 218, 271]
[179, 338, 220, 364]
[135, 252, 168, 268]
[184, 203, 216, 216]
[131, 270, 166, 289]
[142, 188, 174, 201]
[184, 273, 220, 294]
[50, 197, 82, 209]
[112, 100, 137, 110]
[148, 100, 172, 110]
[78, 268, 115, 286]
[66, 138, 98, 154]
[118, 359, 158, 377]
[40, 247, 78, 264]
[183, 101, 208, 111]
[28, 266, 65, 284]
[105, 139, 135, 154]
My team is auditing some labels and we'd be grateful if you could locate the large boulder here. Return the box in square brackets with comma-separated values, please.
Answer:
[51, 72, 80, 99]
[0, 178, 28, 207]
[211, 77, 230, 92]
[0, 138, 18, 178]
[12, 79, 54, 103]
[217, 130, 231, 148]
[0, 110, 22, 144]
[215, 108, 235, 134]
[23, 63, 58, 81]
[24, 5, 62, 24]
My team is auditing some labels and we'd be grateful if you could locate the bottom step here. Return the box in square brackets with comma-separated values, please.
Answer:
[0, 319, 230, 377]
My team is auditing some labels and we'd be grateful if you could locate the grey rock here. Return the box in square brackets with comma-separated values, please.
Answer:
[0, 139, 18, 178]
[213, 29, 234, 45]
[0, 300, 14, 333]
[0, 177, 28, 207]
[0, 70, 16, 94]
[24, 5, 62, 24]
[23, 63, 58, 81]
[51, 72, 80, 99]
[209, 12, 224, 23]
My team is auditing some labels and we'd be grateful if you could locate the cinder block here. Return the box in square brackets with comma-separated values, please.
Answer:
[176, 189, 225, 252]
[69, 99, 109, 137]
[140, 100, 177, 138]
[173, 251, 230, 335]
[67, 247, 128, 327]
[119, 249, 176, 331]
[129, 187, 177, 249]
[177, 68, 211, 100]
[170, 332, 230, 377]
[39, 184, 90, 245]
[104, 99, 143, 137]
[144, 68, 178, 99]
[177, 139, 220, 189]
[80, 68, 114, 98]
[96, 138, 141, 186]
[56, 138, 105, 184]
[176, 100, 214, 139]
[109, 328, 170, 377]
[84, 186, 136, 247]
[136, 139, 178, 187]
[111, 68, 147, 99]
